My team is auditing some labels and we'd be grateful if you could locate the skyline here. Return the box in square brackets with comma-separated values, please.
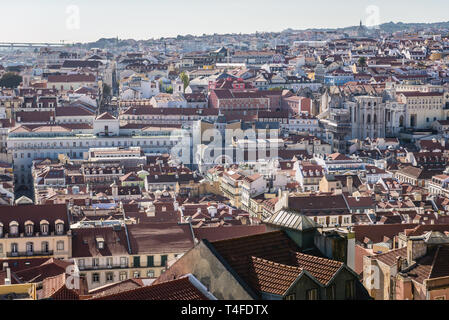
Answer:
[1, 0, 449, 43]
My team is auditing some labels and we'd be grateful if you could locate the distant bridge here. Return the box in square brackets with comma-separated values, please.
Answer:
[0, 42, 73, 48]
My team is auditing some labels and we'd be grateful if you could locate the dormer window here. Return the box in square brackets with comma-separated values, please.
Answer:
[9, 221, 19, 236]
[40, 220, 49, 235]
[24, 221, 34, 236]
[55, 220, 64, 235]
[96, 237, 105, 249]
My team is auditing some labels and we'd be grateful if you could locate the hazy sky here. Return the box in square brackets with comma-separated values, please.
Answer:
[1, 0, 449, 43]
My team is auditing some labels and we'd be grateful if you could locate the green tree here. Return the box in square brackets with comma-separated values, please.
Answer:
[166, 86, 173, 94]
[358, 57, 367, 67]
[102, 83, 111, 97]
[179, 72, 189, 92]
[0, 72, 22, 88]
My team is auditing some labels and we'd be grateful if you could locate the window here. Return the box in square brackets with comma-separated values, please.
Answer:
[306, 288, 319, 300]
[41, 241, 49, 253]
[106, 272, 114, 282]
[92, 273, 100, 283]
[55, 222, 64, 235]
[120, 257, 127, 267]
[25, 222, 34, 236]
[9, 221, 19, 236]
[56, 241, 64, 251]
[160, 255, 168, 267]
[0, 244, 3, 254]
[11, 243, 18, 254]
[119, 272, 127, 281]
[26, 242, 34, 254]
[285, 293, 296, 300]
[93, 258, 99, 267]
[147, 270, 155, 278]
[106, 257, 113, 267]
[78, 259, 85, 269]
[133, 271, 140, 278]
[133, 256, 140, 268]
[40, 221, 49, 235]
[326, 285, 336, 300]
[345, 280, 355, 299]
[147, 256, 154, 267]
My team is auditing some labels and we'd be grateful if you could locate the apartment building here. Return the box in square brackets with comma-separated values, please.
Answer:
[0, 204, 71, 260]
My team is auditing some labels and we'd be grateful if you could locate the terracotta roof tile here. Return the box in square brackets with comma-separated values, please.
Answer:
[374, 247, 408, 266]
[248, 256, 303, 295]
[293, 252, 343, 286]
[91, 277, 209, 300]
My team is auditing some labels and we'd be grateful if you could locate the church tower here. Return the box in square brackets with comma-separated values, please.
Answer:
[173, 77, 184, 94]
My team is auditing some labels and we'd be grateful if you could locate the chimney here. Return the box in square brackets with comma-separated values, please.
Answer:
[207, 206, 217, 218]
[146, 202, 155, 217]
[173, 201, 179, 211]
[347, 176, 354, 194]
[111, 181, 118, 197]
[5, 267, 11, 285]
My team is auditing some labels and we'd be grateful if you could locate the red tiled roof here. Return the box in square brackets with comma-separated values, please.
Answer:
[91, 277, 209, 300]
[404, 246, 449, 284]
[48, 74, 96, 83]
[193, 225, 267, 242]
[353, 224, 417, 244]
[373, 247, 408, 266]
[15, 258, 72, 283]
[96, 112, 116, 120]
[88, 278, 145, 299]
[399, 91, 444, 97]
[210, 231, 345, 293]
[403, 224, 449, 237]
[293, 252, 343, 285]
[328, 153, 351, 161]
[248, 256, 303, 296]
[71, 227, 130, 258]
[0, 204, 69, 235]
[127, 223, 194, 255]
[55, 106, 94, 117]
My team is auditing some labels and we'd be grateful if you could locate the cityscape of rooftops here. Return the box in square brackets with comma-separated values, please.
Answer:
[0, 1, 449, 313]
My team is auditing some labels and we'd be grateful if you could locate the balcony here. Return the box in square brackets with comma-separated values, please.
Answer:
[7, 250, 53, 258]
[78, 264, 128, 271]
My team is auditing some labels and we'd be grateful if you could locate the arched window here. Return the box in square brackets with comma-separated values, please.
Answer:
[367, 114, 371, 124]
[55, 220, 65, 235]
[25, 221, 34, 236]
[9, 221, 19, 236]
[399, 115, 404, 127]
[374, 114, 377, 124]
[40, 220, 49, 235]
